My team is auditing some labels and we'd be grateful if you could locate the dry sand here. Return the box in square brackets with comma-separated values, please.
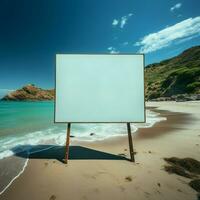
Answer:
[0, 101, 200, 200]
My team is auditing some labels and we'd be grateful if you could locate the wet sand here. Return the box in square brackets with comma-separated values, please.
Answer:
[0, 102, 200, 200]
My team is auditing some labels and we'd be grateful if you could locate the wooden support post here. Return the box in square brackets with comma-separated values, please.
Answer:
[127, 123, 135, 162]
[63, 123, 71, 164]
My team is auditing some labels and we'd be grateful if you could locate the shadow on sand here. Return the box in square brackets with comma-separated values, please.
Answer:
[11, 145, 129, 163]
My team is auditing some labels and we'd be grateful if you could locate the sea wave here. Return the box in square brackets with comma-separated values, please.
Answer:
[0, 109, 165, 160]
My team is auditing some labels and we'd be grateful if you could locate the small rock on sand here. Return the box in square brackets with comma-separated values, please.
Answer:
[164, 165, 193, 178]
[189, 179, 200, 192]
[125, 176, 132, 182]
[49, 195, 56, 200]
[164, 157, 200, 174]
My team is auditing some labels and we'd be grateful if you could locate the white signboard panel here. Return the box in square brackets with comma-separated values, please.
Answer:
[55, 54, 145, 123]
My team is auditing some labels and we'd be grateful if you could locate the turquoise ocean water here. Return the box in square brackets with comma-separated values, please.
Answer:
[0, 101, 165, 194]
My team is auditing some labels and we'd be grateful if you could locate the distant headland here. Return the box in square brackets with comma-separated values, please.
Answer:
[1, 84, 54, 101]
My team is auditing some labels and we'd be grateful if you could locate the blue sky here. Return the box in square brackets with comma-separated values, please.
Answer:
[0, 0, 200, 96]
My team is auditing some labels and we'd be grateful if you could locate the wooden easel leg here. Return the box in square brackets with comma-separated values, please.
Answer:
[127, 123, 135, 162]
[63, 123, 71, 164]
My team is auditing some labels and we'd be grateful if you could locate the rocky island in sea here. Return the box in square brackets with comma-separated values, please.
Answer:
[1, 84, 54, 101]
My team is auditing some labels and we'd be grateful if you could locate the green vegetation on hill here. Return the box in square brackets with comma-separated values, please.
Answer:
[145, 46, 200, 100]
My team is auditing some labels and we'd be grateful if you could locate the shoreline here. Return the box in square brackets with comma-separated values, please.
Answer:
[0, 107, 164, 196]
[0, 158, 29, 196]
[0, 102, 200, 200]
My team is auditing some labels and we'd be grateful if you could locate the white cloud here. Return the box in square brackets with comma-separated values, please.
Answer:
[120, 16, 127, 28]
[107, 46, 119, 54]
[112, 19, 119, 26]
[170, 3, 182, 12]
[176, 33, 200, 44]
[112, 13, 133, 28]
[135, 16, 200, 54]
[122, 41, 129, 46]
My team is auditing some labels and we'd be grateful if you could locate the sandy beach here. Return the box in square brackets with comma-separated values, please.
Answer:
[0, 101, 200, 200]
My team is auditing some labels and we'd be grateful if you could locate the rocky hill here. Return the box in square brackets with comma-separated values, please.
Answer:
[145, 46, 200, 100]
[1, 84, 54, 101]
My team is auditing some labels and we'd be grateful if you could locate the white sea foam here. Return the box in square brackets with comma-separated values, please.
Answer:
[0, 109, 165, 160]
[0, 129, 64, 159]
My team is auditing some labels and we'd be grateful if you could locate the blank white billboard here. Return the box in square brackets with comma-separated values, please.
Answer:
[55, 54, 145, 123]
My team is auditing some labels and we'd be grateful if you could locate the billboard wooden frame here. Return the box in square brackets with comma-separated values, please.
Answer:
[54, 53, 146, 163]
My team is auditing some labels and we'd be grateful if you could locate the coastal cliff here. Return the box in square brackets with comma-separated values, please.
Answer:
[145, 46, 200, 100]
